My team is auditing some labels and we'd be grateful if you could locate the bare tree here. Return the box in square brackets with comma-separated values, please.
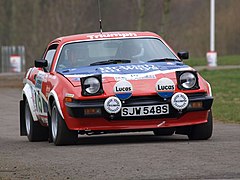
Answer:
[137, 0, 145, 31]
[0, 0, 240, 68]
[159, 0, 171, 38]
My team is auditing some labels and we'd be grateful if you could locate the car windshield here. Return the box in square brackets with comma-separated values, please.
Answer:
[56, 38, 178, 71]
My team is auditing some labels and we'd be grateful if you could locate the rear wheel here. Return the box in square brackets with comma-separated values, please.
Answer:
[188, 110, 213, 140]
[50, 102, 78, 145]
[25, 100, 48, 141]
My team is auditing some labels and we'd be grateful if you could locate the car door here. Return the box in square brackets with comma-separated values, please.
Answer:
[34, 44, 58, 124]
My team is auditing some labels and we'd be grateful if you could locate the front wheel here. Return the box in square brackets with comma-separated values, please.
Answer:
[50, 102, 78, 145]
[188, 110, 213, 140]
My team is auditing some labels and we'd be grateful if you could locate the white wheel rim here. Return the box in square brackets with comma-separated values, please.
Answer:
[51, 106, 58, 141]
[25, 102, 31, 135]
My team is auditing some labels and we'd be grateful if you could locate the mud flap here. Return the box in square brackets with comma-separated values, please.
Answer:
[20, 100, 27, 136]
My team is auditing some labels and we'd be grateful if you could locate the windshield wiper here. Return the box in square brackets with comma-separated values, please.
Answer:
[147, 58, 179, 62]
[57, 67, 77, 74]
[90, 59, 131, 66]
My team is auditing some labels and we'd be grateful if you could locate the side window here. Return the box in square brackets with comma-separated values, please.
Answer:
[44, 44, 58, 72]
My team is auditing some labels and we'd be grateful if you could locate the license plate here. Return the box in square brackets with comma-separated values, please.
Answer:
[121, 104, 169, 117]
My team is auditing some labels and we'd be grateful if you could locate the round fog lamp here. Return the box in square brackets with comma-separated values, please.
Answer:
[104, 97, 122, 114]
[171, 92, 189, 110]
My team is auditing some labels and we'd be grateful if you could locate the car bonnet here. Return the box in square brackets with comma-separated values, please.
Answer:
[62, 62, 193, 87]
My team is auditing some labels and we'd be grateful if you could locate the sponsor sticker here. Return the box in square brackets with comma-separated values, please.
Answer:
[35, 72, 47, 90]
[114, 74, 156, 81]
[104, 97, 122, 114]
[155, 78, 175, 98]
[99, 64, 159, 73]
[171, 92, 189, 110]
[114, 80, 133, 100]
[87, 33, 137, 39]
[65, 93, 74, 98]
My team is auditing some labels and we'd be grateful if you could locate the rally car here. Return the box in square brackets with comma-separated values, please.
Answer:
[20, 31, 213, 145]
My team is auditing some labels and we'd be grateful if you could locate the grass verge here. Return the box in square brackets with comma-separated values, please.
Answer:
[185, 55, 240, 67]
[199, 69, 240, 123]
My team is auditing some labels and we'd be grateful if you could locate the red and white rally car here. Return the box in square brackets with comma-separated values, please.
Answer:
[20, 31, 213, 145]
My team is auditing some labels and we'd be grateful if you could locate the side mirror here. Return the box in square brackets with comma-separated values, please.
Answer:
[177, 51, 189, 60]
[35, 59, 48, 68]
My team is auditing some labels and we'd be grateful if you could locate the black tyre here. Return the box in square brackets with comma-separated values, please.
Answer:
[153, 128, 175, 136]
[25, 100, 48, 141]
[188, 110, 213, 140]
[50, 102, 78, 145]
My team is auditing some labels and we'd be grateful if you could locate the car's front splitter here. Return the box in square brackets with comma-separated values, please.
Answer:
[65, 110, 209, 131]
[65, 93, 213, 120]
[63, 93, 213, 131]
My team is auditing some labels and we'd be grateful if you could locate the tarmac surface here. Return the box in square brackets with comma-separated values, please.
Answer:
[0, 88, 240, 180]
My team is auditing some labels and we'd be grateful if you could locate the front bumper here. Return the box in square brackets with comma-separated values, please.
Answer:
[66, 93, 213, 120]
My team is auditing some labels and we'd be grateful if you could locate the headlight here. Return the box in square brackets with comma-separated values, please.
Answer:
[84, 77, 100, 94]
[81, 75, 103, 96]
[180, 72, 196, 89]
[176, 71, 199, 90]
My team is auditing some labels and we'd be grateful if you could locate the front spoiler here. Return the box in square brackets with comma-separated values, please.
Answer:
[65, 94, 213, 120]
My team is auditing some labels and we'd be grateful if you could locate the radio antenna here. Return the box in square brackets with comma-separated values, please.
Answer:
[98, 0, 103, 33]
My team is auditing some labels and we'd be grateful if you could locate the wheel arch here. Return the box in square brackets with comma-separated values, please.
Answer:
[48, 89, 64, 119]
[22, 83, 38, 121]
[206, 81, 213, 96]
